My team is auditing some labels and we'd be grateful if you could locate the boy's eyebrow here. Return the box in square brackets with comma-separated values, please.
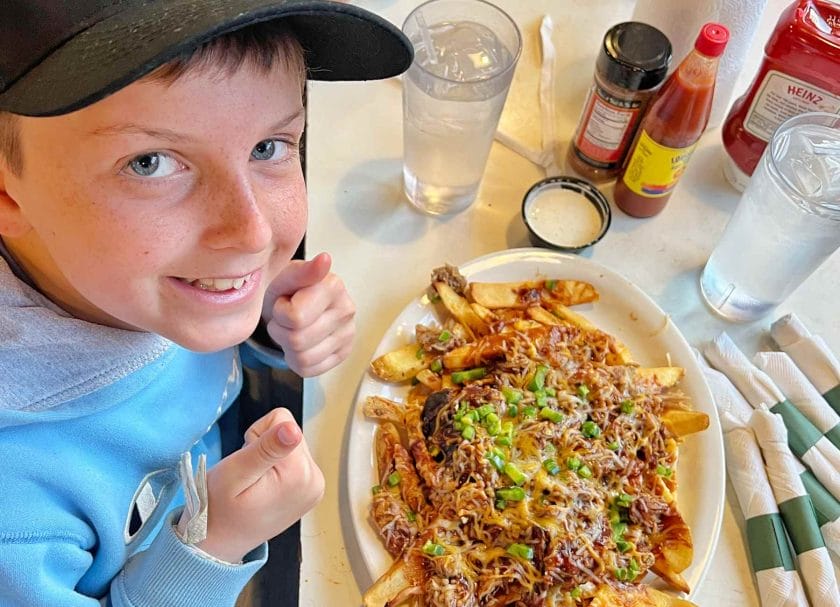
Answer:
[89, 107, 306, 142]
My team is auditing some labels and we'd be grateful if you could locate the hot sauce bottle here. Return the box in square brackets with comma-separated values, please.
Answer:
[614, 23, 730, 218]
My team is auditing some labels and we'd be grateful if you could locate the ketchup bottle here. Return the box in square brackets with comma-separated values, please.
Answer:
[614, 24, 729, 218]
[721, 0, 840, 191]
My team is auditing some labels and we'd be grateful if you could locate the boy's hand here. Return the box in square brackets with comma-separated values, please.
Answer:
[198, 408, 324, 563]
[263, 252, 355, 377]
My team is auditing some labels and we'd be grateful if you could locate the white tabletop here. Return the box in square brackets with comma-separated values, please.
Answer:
[299, 1, 840, 605]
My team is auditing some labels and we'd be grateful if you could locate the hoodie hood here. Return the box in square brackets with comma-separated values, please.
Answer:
[0, 253, 171, 426]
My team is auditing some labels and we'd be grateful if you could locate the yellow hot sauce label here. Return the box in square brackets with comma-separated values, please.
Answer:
[621, 130, 697, 198]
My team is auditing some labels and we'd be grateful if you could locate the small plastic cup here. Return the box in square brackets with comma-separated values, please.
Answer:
[521, 176, 611, 253]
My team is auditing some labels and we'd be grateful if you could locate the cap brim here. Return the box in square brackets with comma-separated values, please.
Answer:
[0, 0, 413, 116]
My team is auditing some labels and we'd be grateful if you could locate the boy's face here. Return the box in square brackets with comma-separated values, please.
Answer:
[1, 60, 307, 352]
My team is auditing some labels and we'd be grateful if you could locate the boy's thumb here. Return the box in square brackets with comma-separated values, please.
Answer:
[229, 421, 302, 489]
[265, 253, 331, 301]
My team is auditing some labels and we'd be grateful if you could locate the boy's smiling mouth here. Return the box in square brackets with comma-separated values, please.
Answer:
[177, 272, 255, 292]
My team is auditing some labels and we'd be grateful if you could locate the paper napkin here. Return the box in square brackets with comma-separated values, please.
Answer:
[755, 351, 840, 451]
[751, 407, 840, 606]
[772, 314, 840, 416]
[721, 412, 810, 607]
[705, 333, 840, 502]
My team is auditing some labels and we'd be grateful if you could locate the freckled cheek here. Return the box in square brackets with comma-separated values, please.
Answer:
[269, 181, 308, 255]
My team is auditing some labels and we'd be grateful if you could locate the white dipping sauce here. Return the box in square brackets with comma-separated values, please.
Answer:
[526, 187, 602, 247]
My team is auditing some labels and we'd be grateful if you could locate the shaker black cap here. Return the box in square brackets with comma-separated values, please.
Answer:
[597, 22, 671, 91]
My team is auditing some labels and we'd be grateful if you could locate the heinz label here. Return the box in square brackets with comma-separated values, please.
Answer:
[620, 130, 697, 198]
[744, 70, 840, 141]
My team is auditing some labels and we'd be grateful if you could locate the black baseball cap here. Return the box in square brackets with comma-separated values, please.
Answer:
[0, 0, 413, 117]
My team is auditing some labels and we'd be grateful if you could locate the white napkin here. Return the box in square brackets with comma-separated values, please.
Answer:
[695, 348, 754, 424]
[705, 333, 840, 502]
[755, 351, 840, 449]
[722, 412, 810, 607]
[494, 15, 558, 175]
[176, 451, 208, 544]
[771, 314, 840, 416]
[751, 407, 840, 606]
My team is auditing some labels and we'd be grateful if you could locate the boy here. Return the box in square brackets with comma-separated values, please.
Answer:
[0, 1, 412, 605]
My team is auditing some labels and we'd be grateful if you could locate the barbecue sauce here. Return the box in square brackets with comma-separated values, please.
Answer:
[614, 23, 729, 218]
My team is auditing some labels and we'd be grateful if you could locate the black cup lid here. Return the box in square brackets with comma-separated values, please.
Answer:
[597, 21, 671, 91]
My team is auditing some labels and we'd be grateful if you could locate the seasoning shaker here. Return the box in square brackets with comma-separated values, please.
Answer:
[566, 22, 672, 183]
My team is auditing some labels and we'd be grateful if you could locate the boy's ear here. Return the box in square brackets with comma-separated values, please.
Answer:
[0, 167, 31, 238]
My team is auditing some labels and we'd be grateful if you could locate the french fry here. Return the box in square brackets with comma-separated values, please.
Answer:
[591, 585, 696, 607]
[371, 344, 430, 382]
[650, 512, 694, 593]
[662, 409, 710, 437]
[415, 368, 442, 391]
[362, 559, 411, 607]
[434, 281, 488, 338]
[468, 279, 598, 309]
[363, 396, 405, 425]
[545, 302, 634, 364]
[635, 366, 685, 387]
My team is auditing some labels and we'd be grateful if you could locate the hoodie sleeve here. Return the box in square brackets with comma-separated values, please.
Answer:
[0, 511, 267, 607]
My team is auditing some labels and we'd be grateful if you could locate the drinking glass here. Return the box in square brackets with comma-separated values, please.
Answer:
[700, 112, 840, 322]
[401, 0, 522, 215]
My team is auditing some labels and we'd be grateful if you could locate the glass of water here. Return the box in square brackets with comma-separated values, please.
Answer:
[700, 112, 840, 322]
[402, 0, 522, 215]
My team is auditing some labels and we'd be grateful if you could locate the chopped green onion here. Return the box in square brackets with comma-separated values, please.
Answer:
[438, 330, 452, 342]
[496, 487, 526, 501]
[535, 390, 548, 409]
[506, 404, 519, 417]
[545, 387, 556, 397]
[607, 441, 620, 451]
[545, 279, 558, 290]
[528, 365, 549, 391]
[540, 407, 564, 423]
[544, 442, 556, 454]
[461, 415, 473, 426]
[581, 421, 601, 438]
[612, 521, 627, 539]
[461, 425, 476, 440]
[476, 404, 494, 419]
[486, 452, 505, 472]
[656, 464, 673, 477]
[453, 421, 463, 431]
[495, 499, 507, 510]
[415, 347, 424, 359]
[543, 458, 561, 475]
[616, 539, 632, 553]
[615, 493, 633, 508]
[577, 465, 593, 479]
[502, 386, 523, 404]
[566, 456, 582, 471]
[407, 510, 417, 522]
[570, 586, 583, 599]
[608, 508, 621, 525]
[504, 462, 527, 486]
[621, 400, 635, 414]
[521, 406, 537, 418]
[464, 409, 480, 423]
[430, 359, 443, 373]
[495, 435, 513, 447]
[629, 557, 640, 575]
[387, 472, 401, 486]
[506, 543, 534, 560]
[615, 567, 629, 581]
[422, 541, 445, 556]
[577, 384, 590, 400]
[452, 367, 487, 384]
[371, 484, 382, 495]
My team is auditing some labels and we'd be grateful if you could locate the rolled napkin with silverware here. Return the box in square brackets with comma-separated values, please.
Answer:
[705, 333, 840, 502]
[750, 406, 840, 606]
[771, 314, 840, 416]
[755, 351, 840, 451]
[720, 411, 809, 607]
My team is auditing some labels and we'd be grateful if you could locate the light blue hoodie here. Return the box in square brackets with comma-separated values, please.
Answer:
[0, 249, 267, 606]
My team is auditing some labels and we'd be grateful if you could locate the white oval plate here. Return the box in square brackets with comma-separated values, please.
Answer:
[346, 248, 724, 599]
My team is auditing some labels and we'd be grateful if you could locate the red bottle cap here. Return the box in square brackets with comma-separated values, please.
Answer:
[694, 22, 729, 57]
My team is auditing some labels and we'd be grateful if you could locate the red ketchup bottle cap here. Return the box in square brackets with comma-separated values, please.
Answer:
[694, 22, 729, 57]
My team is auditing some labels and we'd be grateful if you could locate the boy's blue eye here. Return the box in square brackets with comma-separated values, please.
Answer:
[251, 139, 288, 161]
[126, 152, 180, 178]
